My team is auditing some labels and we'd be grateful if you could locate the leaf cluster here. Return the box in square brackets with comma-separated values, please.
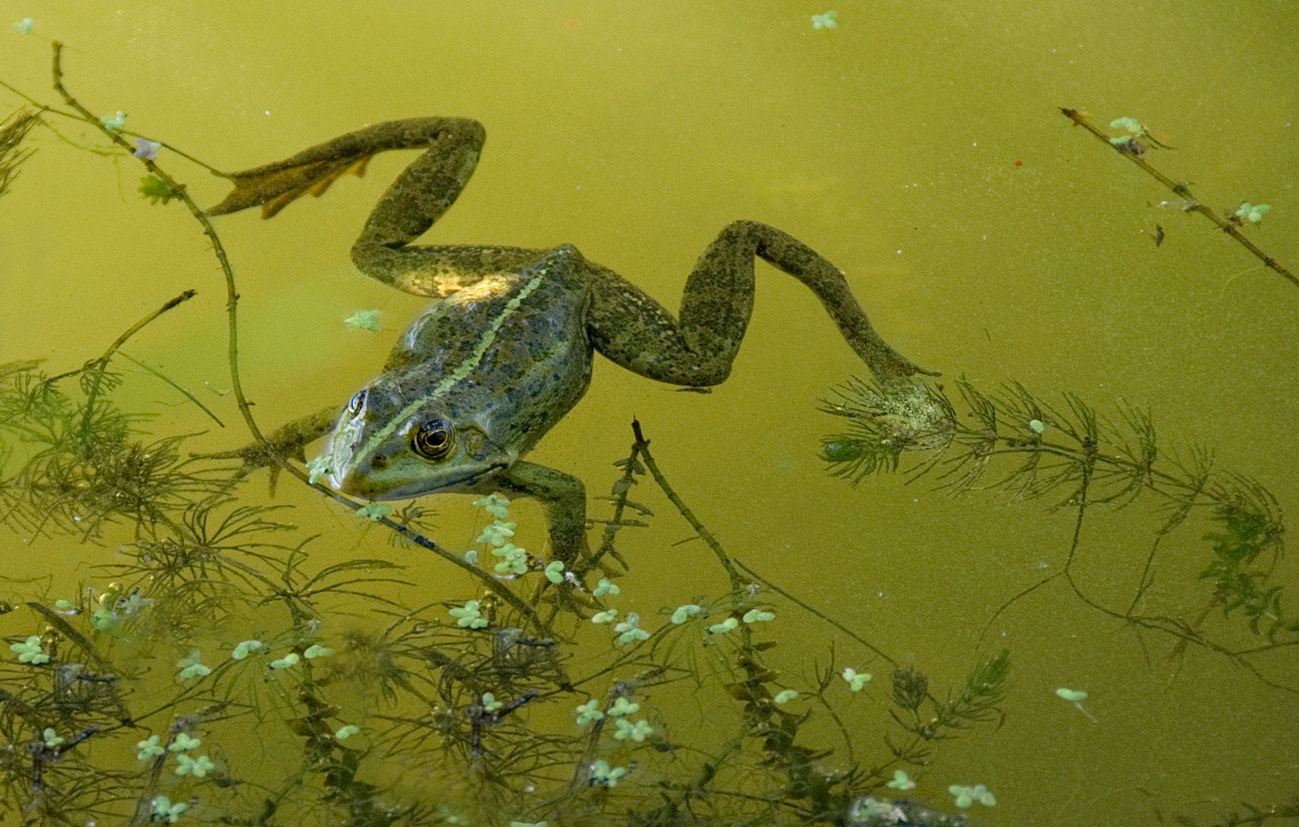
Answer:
[1201, 487, 1294, 640]
[0, 108, 37, 200]
[885, 650, 1010, 765]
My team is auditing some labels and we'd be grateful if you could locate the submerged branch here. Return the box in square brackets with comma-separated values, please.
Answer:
[1060, 107, 1297, 290]
[821, 376, 1296, 686]
[49, 40, 270, 453]
[631, 418, 742, 594]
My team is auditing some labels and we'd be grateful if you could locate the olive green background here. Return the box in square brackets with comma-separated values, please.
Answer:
[2, 1, 1297, 824]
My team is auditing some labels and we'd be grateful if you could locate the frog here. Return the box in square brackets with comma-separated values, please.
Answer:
[207, 117, 929, 564]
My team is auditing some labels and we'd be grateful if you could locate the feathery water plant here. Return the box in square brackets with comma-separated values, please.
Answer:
[821, 376, 1295, 676]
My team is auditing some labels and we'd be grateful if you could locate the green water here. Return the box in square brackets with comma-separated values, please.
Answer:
[2, 2, 1297, 825]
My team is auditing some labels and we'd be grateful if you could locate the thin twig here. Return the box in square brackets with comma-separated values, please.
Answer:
[735, 560, 900, 669]
[630, 418, 742, 593]
[74, 290, 196, 445]
[50, 41, 269, 448]
[115, 351, 225, 427]
[1060, 107, 1297, 290]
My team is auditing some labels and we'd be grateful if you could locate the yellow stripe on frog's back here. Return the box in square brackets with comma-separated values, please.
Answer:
[358, 269, 548, 460]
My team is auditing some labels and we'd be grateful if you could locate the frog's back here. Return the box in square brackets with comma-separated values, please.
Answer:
[383, 247, 593, 457]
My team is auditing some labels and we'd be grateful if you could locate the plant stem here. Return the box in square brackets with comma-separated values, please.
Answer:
[631, 418, 742, 593]
[1060, 107, 1297, 290]
[50, 41, 270, 448]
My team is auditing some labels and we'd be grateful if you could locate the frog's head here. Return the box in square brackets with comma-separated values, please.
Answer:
[324, 381, 509, 500]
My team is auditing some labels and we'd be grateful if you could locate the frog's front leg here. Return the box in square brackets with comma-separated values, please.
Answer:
[209, 118, 540, 297]
[201, 405, 339, 492]
[496, 460, 588, 566]
[585, 220, 932, 386]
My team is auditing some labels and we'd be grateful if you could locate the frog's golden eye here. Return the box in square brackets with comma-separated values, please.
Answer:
[347, 390, 367, 415]
[412, 419, 455, 461]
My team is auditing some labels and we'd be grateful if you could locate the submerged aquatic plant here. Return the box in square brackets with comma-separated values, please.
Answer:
[0, 108, 37, 199]
[0, 359, 230, 541]
[5, 36, 1286, 827]
[821, 376, 1296, 685]
[3, 338, 1004, 824]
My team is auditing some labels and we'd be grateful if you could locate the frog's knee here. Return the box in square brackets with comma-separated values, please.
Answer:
[548, 243, 585, 265]
[721, 219, 761, 236]
[678, 362, 731, 386]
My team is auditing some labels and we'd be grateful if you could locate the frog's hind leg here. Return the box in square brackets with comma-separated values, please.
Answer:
[208, 118, 535, 296]
[586, 220, 932, 386]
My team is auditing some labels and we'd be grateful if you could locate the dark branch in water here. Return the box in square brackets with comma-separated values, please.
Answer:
[1060, 107, 1297, 291]
[631, 418, 743, 593]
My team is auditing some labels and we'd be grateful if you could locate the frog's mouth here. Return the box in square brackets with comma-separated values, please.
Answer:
[329, 460, 508, 501]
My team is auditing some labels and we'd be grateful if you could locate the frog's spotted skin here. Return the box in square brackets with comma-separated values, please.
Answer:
[209, 117, 928, 562]
[328, 248, 593, 508]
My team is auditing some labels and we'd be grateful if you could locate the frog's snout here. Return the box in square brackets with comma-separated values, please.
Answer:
[327, 447, 396, 498]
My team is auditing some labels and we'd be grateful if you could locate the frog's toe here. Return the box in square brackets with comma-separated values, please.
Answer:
[194, 448, 262, 479]
[265, 463, 283, 497]
[195, 436, 305, 479]
[194, 444, 257, 469]
[882, 348, 940, 380]
[207, 156, 371, 218]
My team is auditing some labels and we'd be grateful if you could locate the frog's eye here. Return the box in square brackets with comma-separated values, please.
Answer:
[412, 419, 455, 461]
[347, 390, 367, 415]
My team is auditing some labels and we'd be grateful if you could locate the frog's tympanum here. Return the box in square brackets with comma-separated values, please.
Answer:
[209, 118, 927, 563]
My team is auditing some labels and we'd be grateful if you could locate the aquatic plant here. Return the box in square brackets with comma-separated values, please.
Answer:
[0, 108, 36, 199]
[811, 11, 838, 29]
[0, 398, 1015, 823]
[1234, 202, 1271, 224]
[820, 376, 1297, 685]
[2, 36, 1289, 827]
[137, 173, 176, 204]
[343, 309, 383, 331]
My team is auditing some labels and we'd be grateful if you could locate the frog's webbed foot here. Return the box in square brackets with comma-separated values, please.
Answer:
[206, 118, 486, 225]
[206, 118, 511, 299]
[208, 154, 374, 219]
[198, 406, 338, 494]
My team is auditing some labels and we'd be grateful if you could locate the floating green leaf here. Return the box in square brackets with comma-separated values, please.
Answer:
[138, 173, 175, 205]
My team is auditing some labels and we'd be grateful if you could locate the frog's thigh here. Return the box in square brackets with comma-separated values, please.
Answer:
[351, 118, 486, 254]
[498, 460, 587, 564]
